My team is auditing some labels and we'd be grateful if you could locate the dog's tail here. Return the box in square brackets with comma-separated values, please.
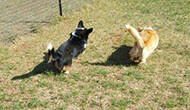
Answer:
[47, 43, 55, 63]
[125, 24, 144, 48]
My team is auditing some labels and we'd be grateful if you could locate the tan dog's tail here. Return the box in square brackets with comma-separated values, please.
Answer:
[125, 24, 144, 48]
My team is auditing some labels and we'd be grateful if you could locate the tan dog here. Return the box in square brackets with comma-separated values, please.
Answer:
[125, 24, 159, 64]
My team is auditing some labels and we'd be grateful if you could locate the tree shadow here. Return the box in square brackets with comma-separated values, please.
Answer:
[11, 53, 58, 80]
[90, 45, 138, 66]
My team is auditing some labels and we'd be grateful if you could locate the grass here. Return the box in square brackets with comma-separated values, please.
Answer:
[0, 0, 91, 43]
[0, 0, 190, 109]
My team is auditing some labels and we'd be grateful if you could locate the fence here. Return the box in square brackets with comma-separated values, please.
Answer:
[0, 0, 91, 43]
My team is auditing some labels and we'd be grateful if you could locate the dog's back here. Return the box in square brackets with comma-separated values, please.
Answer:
[56, 38, 85, 61]
[140, 29, 159, 53]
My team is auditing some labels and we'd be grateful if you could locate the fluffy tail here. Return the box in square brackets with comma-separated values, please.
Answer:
[47, 43, 55, 63]
[125, 24, 144, 48]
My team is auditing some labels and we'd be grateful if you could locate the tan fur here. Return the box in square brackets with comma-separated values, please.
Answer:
[62, 66, 70, 74]
[48, 55, 52, 63]
[125, 24, 159, 64]
[62, 66, 66, 72]
[54, 61, 59, 70]
[54, 61, 70, 74]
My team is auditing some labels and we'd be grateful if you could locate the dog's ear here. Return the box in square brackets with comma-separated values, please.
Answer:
[78, 20, 84, 28]
[87, 28, 93, 33]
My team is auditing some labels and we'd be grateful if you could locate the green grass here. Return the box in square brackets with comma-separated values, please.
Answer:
[0, 0, 190, 109]
[0, 0, 92, 43]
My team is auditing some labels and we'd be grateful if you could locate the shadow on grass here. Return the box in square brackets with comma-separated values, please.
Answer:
[11, 53, 58, 80]
[90, 45, 138, 66]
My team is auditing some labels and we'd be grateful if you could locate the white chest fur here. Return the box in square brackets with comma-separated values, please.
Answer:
[84, 43, 87, 49]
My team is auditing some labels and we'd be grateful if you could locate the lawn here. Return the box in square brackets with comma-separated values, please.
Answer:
[0, 0, 190, 109]
[0, 0, 91, 43]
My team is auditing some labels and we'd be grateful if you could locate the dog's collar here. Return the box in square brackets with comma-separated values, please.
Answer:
[70, 32, 87, 43]
[71, 27, 85, 38]
[71, 31, 82, 39]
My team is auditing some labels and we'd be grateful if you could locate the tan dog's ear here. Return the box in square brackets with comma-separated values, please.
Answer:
[138, 27, 143, 32]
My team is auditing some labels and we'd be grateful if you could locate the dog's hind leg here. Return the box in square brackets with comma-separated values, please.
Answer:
[62, 59, 72, 75]
[139, 48, 149, 64]
[54, 61, 60, 70]
[62, 66, 70, 75]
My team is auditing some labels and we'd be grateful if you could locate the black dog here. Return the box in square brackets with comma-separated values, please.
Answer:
[47, 20, 93, 74]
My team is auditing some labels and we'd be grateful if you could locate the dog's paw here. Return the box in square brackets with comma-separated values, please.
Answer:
[138, 60, 146, 65]
[125, 24, 131, 29]
[64, 71, 69, 75]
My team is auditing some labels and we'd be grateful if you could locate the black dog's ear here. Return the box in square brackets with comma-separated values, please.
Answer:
[87, 28, 93, 33]
[78, 20, 84, 28]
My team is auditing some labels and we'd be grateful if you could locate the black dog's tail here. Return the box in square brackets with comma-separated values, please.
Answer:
[47, 43, 55, 63]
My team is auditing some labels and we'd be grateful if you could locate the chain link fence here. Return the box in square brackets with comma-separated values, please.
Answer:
[0, 0, 91, 43]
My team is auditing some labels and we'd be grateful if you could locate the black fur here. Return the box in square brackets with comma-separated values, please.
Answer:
[48, 20, 93, 72]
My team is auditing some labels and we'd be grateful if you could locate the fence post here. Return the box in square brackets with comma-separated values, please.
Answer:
[58, 0, 63, 16]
